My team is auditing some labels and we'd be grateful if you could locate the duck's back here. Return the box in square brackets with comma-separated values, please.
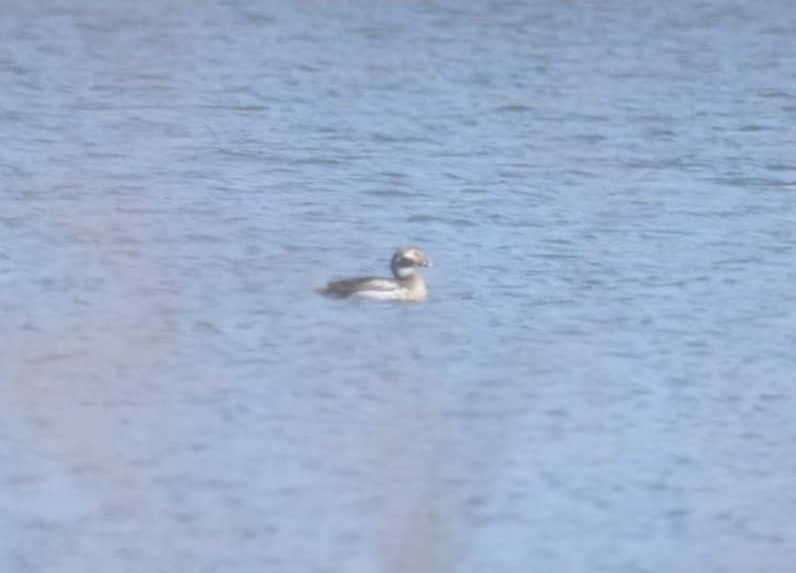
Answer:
[315, 277, 403, 300]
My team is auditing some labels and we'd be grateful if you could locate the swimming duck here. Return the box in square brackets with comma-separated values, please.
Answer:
[315, 246, 433, 301]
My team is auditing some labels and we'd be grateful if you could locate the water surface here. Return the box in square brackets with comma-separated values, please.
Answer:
[2, 1, 796, 572]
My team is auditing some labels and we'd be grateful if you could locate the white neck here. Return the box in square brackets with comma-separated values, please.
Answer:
[394, 266, 416, 279]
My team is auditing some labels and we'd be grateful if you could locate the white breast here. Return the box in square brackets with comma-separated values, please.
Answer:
[352, 287, 406, 301]
[344, 278, 406, 300]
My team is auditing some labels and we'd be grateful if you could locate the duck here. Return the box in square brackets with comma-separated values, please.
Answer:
[315, 246, 433, 301]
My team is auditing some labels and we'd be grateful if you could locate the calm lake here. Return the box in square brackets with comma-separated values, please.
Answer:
[2, 1, 796, 572]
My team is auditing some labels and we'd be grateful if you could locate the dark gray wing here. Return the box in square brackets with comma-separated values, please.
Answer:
[315, 277, 395, 298]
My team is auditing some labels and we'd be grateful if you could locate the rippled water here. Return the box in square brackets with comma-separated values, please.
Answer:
[3, 1, 796, 572]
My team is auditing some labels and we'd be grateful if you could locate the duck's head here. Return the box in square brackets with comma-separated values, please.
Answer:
[390, 246, 432, 278]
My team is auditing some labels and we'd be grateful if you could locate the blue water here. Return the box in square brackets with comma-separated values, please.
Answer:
[2, 1, 796, 572]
